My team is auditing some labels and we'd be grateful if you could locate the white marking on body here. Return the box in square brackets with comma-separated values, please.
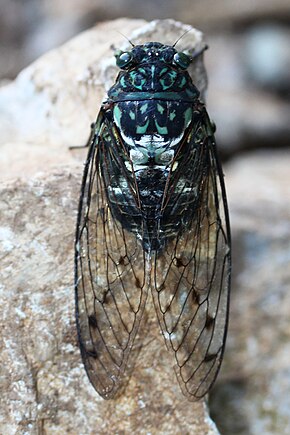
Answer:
[172, 161, 178, 171]
[119, 129, 184, 150]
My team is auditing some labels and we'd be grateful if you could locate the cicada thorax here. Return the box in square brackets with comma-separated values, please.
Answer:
[98, 44, 211, 253]
[101, 93, 209, 252]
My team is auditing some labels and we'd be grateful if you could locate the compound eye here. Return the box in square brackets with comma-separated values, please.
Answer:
[116, 51, 134, 69]
[173, 52, 191, 69]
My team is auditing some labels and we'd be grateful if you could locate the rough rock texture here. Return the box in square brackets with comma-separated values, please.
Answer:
[0, 19, 218, 435]
[210, 150, 290, 435]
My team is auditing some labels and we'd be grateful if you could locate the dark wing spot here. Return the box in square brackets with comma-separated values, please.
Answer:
[118, 255, 125, 265]
[135, 277, 142, 289]
[192, 290, 200, 305]
[205, 314, 215, 330]
[88, 314, 98, 328]
[102, 289, 111, 304]
[86, 349, 98, 359]
[174, 257, 184, 268]
[204, 353, 217, 363]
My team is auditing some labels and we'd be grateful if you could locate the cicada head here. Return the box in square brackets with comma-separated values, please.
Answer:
[111, 42, 198, 97]
[115, 42, 192, 70]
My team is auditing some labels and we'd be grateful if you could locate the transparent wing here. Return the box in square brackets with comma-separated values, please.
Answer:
[75, 111, 149, 399]
[152, 110, 231, 400]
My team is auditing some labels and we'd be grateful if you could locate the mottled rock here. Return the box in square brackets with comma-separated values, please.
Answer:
[209, 149, 290, 435]
[0, 19, 218, 435]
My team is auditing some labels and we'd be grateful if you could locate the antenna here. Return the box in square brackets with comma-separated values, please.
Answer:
[116, 30, 135, 47]
[172, 28, 192, 48]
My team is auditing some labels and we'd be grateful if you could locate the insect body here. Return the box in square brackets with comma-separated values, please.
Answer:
[75, 41, 231, 400]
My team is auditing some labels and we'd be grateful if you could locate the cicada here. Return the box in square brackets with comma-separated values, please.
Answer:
[75, 41, 231, 401]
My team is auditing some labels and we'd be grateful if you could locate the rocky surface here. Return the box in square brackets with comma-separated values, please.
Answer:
[0, 19, 218, 435]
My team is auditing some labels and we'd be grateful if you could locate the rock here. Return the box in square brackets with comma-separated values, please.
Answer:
[0, 19, 218, 435]
[209, 149, 290, 434]
[0, 18, 143, 180]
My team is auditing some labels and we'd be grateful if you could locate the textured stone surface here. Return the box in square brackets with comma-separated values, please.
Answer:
[0, 19, 218, 435]
[209, 150, 290, 435]
[0, 18, 143, 180]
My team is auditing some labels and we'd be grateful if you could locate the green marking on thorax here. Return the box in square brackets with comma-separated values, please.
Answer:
[157, 103, 165, 114]
[179, 76, 187, 88]
[136, 119, 150, 134]
[108, 92, 198, 102]
[185, 88, 197, 98]
[140, 103, 148, 114]
[155, 120, 168, 135]
[160, 71, 177, 90]
[169, 111, 176, 121]
[130, 71, 146, 90]
[160, 67, 168, 75]
[120, 76, 126, 89]
[113, 105, 122, 127]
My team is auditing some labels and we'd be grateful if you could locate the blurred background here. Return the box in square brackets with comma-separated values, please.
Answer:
[1, 1, 290, 434]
